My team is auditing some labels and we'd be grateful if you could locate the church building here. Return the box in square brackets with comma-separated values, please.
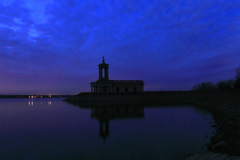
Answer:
[90, 57, 144, 93]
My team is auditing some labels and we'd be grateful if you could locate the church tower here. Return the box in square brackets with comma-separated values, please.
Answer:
[90, 57, 144, 93]
[98, 56, 109, 81]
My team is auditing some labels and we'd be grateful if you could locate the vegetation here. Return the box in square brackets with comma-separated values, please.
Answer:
[234, 65, 240, 89]
[217, 79, 234, 90]
[192, 82, 216, 91]
[192, 65, 240, 91]
[234, 78, 240, 89]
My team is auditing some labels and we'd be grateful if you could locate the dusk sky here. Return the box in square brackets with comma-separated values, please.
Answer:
[0, 0, 240, 95]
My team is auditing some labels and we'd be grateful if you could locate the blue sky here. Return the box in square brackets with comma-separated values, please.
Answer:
[0, 0, 240, 94]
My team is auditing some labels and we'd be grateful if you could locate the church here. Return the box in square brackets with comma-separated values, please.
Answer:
[90, 57, 144, 93]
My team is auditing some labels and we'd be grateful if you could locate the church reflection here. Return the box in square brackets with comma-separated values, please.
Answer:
[91, 106, 144, 143]
[64, 101, 145, 143]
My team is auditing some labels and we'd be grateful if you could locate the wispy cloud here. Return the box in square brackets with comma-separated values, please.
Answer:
[0, 0, 240, 94]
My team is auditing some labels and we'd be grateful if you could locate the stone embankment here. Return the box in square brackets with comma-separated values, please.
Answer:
[186, 152, 240, 160]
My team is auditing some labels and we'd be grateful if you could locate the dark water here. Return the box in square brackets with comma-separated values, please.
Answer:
[0, 98, 215, 160]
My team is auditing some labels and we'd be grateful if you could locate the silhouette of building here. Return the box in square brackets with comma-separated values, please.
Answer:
[91, 106, 144, 143]
[90, 57, 144, 93]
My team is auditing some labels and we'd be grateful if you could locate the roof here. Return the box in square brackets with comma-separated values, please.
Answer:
[90, 80, 144, 85]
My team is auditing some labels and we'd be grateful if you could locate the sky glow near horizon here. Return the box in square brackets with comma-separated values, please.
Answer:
[0, 0, 240, 94]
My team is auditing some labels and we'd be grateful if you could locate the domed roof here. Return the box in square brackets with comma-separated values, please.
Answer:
[98, 56, 109, 67]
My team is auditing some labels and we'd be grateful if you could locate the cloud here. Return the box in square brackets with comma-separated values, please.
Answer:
[0, 0, 240, 93]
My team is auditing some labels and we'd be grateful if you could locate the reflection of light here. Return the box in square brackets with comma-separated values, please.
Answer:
[48, 101, 51, 105]
[29, 101, 33, 106]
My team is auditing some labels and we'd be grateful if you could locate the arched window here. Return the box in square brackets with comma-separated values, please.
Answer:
[102, 68, 105, 78]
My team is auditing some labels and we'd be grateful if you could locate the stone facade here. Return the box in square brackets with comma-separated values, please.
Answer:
[90, 57, 144, 93]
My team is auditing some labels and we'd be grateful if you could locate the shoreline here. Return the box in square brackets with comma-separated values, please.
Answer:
[65, 90, 240, 157]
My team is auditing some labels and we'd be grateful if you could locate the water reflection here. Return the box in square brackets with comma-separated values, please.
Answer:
[0, 99, 215, 160]
[28, 101, 34, 106]
[28, 100, 52, 106]
[91, 106, 144, 142]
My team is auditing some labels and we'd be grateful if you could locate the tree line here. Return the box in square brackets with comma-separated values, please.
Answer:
[192, 65, 240, 91]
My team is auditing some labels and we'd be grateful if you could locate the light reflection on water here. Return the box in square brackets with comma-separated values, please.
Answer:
[28, 100, 52, 106]
[0, 98, 215, 160]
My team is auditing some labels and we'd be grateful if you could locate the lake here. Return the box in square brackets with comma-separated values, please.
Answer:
[0, 98, 215, 160]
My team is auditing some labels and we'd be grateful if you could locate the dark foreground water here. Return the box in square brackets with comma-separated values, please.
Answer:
[0, 98, 215, 160]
